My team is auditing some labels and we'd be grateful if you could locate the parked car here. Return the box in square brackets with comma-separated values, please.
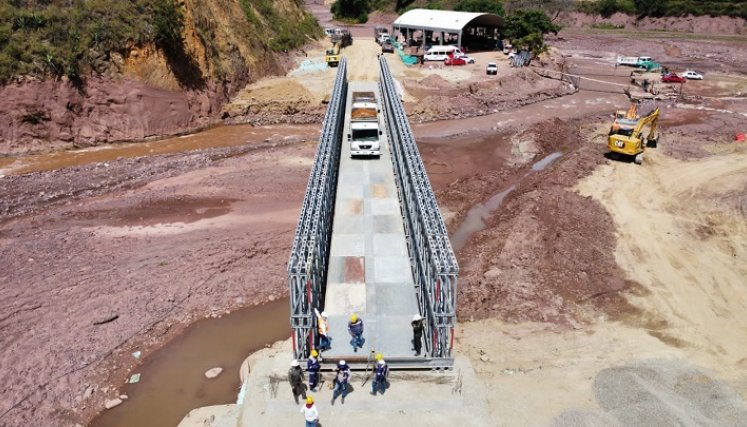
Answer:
[486, 62, 498, 75]
[381, 41, 394, 53]
[444, 56, 466, 66]
[682, 70, 704, 80]
[662, 73, 686, 83]
[455, 53, 476, 64]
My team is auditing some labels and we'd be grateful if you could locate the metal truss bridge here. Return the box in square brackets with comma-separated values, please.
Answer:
[287, 57, 458, 369]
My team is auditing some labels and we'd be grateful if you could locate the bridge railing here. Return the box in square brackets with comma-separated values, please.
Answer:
[378, 57, 459, 358]
[287, 59, 347, 359]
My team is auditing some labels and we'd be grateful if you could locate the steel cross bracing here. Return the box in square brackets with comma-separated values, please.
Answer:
[378, 57, 459, 358]
[287, 59, 348, 359]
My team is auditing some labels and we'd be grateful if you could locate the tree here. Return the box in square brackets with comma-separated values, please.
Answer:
[598, 0, 620, 18]
[331, 0, 371, 23]
[633, 0, 668, 17]
[454, 0, 505, 16]
[503, 9, 560, 55]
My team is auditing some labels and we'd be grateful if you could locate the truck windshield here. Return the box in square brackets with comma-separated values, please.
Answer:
[352, 129, 379, 141]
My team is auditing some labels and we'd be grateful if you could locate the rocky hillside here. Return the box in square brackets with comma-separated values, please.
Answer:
[0, 0, 320, 154]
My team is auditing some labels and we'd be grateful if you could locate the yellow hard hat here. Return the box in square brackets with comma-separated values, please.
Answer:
[375, 353, 383, 361]
[350, 314, 358, 323]
[311, 349, 319, 357]
[306, 396, 314, 404]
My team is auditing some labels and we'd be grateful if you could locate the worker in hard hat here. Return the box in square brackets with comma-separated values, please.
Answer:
[288, 359, 307, 404]
[331, 360, 350, 405]
[307, 349, 321, 392]
[411, 314, 424, 356]
[314, 307, 331, 351]
[300, 395, 319, 427]
[371, 353, 389, 396]
[347, 314, 365, 352]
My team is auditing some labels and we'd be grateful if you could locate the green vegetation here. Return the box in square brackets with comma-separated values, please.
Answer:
[0, 0, 186, 84]
[454, 0, 505, 15]
[238, 0, 321, 52]
[331, 0, 373, 23]
[503, 9, 560, 54]
[0, 0, 321, 84]
[577, 0, 747, 19]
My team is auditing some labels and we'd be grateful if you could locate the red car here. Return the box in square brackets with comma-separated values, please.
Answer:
[662, 73, 686, 83]
[444, 56, 466, 66]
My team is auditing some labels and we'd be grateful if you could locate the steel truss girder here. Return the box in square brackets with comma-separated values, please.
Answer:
[378, 57, 459, 358]
[288, 59, 348, 359]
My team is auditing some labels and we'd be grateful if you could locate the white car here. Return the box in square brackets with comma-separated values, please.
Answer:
[455, 53, 476, 64]
[486, 62, 498, 75]
[682, 70, 704, 80]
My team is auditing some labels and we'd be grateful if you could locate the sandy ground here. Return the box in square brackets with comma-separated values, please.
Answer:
[2, 8, 747, 427]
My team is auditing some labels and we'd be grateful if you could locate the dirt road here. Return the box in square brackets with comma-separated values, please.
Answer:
[577, 148, 747, 372]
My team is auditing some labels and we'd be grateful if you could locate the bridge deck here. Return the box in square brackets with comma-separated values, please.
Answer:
[322, 81, 421, 365]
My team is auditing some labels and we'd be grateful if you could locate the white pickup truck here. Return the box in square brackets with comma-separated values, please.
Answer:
[348, 91, 382, 157]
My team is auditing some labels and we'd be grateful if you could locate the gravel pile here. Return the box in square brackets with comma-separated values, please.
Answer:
[553, 359, 747, 426]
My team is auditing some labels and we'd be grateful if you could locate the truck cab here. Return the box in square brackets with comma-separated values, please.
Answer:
[349, 92, 382, 157]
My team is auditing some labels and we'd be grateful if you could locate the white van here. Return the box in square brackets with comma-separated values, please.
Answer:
[424, 45, 463, 61]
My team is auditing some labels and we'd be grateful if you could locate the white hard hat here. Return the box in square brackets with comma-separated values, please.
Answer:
[377, 359, 386, 365]
[290, 360, 299, 367]
[413, 314, 422, 321]
[321, 311, 328, 318]
[338, 360, 346, 366]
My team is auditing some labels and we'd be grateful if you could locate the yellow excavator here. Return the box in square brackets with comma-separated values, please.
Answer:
[609, 103, 639, 135]
[325, 42, 341, 67]
[608, 107, 660, 165]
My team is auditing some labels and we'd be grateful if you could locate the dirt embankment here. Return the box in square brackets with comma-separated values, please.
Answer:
[404, 69, 574, 122]
[0, 0, 312, 156]
[559, 12, 747, 35]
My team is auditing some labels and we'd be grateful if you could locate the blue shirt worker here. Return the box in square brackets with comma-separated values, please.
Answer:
[307, 349, 321, 391]
[348, 314, 364, 352]
[371, 353, 389, 395]
[331, 360, 350, 405]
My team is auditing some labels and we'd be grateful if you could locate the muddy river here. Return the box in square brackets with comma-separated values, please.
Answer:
[89, 299, 290, 427]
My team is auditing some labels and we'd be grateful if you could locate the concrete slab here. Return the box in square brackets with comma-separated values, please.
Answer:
[233, 342, 490, 427]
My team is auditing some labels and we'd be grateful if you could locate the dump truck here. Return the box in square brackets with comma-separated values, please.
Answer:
[608, 107, 660, 164]
[348, 91, 382, 157]
[616, 56, 653, 67]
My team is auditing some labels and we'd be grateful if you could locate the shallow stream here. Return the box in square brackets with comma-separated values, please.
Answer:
[89, 299, 290, 427]
[450, 152, 563, 251]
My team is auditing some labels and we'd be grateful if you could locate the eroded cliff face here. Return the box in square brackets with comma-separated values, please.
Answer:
[0, 0, 317, 154]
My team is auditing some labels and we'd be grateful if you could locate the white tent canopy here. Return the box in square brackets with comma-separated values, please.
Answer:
[393, 9, 503, 33]
[392, 9, 504, 49]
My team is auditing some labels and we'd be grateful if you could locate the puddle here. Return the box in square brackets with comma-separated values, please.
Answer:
[89, 299, 290, 427]
[532, 152, 563, 171]
[0, 124, 316, 176]
[450, 152, 562, 252]
[81, 196, 237, 227]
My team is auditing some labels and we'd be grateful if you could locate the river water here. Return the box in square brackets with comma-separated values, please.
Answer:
[88, 299, 290, 427]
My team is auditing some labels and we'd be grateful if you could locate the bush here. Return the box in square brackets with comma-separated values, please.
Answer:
[503, 9, 560, 55]
[454, 0, 505, 15]
[331, 0, 372, 23]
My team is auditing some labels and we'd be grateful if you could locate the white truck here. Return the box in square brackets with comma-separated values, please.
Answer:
[616, 56, 653, 67]
[348, 91, 382, 157]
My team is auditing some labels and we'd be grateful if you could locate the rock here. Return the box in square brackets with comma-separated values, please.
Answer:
[480, 354, 490, 362]
[483, 268, 502, 278]
[83, 386, 94, 399]
[119, 394, 128, 400]
[205, 367, 223, 379]
[104, 398, 123, 409]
